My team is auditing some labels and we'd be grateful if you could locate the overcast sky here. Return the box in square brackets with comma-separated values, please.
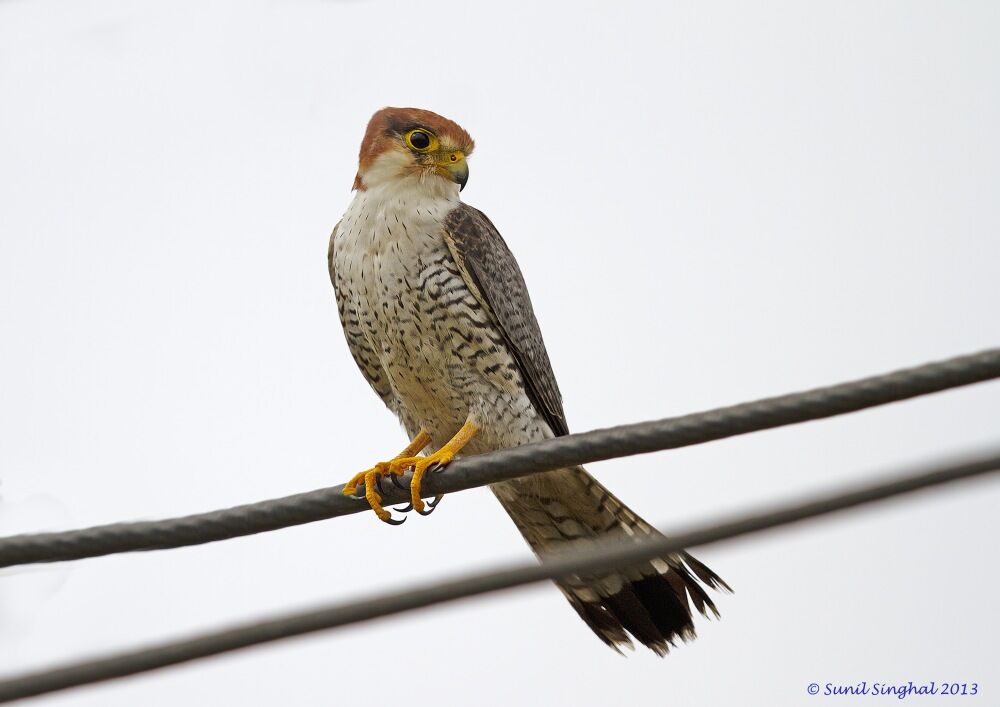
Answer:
[1, 1, 998, 705]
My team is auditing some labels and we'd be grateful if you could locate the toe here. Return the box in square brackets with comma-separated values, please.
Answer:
[388, 457, 416, 475]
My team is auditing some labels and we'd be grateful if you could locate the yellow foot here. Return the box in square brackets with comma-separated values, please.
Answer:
[342, 430, 432, 525]
[391, 419, 478, 513]
[342, 420, 479, 523]
[342, 461, 408, 524]
[387, 448, 456, 515]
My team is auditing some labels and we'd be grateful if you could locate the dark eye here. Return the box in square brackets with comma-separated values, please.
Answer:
[407, 130, 431, 150]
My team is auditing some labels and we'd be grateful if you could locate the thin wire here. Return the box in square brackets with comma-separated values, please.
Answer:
[0, 447, 996, 704]
[1, 348, 998, 569]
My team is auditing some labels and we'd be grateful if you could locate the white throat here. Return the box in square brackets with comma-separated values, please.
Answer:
[339, 173, 460, 264]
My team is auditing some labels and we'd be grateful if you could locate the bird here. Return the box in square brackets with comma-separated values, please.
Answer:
[328, 107, 730, 654]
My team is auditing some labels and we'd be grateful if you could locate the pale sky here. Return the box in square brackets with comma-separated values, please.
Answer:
[1, 1, 998, 705]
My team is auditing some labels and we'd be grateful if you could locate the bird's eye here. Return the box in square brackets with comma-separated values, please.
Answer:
[405, 129, 435, 152]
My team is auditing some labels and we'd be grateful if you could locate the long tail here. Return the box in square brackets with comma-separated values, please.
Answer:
[490, 466, 731, 655]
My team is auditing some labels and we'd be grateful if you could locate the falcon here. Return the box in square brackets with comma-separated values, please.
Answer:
[328, 107, 729, 654]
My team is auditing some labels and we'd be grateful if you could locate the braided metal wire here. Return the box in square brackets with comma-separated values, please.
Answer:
[1, 347, 998, 568]
[0, 447, 996, 703]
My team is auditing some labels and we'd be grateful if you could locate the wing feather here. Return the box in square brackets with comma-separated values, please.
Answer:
[443, 204, 569, 437]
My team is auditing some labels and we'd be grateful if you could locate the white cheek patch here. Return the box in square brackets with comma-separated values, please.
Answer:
[362, 149, 412, 187]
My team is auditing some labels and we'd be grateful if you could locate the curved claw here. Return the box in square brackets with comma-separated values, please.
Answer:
[375, 475, 393, 496]
[379, 513, 406, 526]
[392, 501, 414, 513]
[389, 474, 408, 491]
[416, 495, 444, 516]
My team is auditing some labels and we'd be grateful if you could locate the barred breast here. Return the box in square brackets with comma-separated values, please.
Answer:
[330, 182, 553, 454]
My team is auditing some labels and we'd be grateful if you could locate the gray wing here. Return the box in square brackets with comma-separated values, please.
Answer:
[328, 222, 396, 410]
[443, 203, 569, 437]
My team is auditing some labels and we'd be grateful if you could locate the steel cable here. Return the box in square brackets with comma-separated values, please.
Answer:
[0, 347, 997, 569]
[0, 447, 996, 703]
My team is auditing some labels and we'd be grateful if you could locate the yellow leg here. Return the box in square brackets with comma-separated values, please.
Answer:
[342, 430, 432, 523]
[388, 419, 479, 513]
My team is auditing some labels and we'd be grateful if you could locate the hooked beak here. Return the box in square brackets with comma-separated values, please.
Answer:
[437, 151, 469, 191]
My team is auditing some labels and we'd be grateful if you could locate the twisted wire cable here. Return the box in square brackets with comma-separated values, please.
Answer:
[0, 447, 996, 703]
[0, 347, 998, 569]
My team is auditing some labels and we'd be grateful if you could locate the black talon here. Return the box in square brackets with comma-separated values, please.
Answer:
[380, 513, 406, 526]
[389, 474, 408, 491]
[392, 502, 414, 513]
[416, 495, 444, 516]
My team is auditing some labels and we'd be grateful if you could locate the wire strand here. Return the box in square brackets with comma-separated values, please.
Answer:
[0, 447, 996, 703]
[1, 347, 998, 569]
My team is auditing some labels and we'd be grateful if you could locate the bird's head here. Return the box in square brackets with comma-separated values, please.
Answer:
[353, 107, 475, 195]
